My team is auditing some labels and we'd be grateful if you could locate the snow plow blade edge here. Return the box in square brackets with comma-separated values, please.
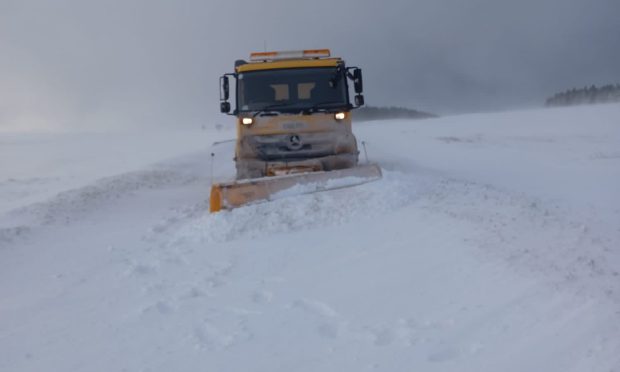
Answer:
[210, 164, 382, 212]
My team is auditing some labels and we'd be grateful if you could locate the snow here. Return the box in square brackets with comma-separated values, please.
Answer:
[0, 130, 231, 214]
[1, 104, 619, 371]
[268, 176, 375, 200]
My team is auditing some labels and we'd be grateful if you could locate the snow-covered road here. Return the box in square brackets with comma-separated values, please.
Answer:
[1, 104, 619, 371]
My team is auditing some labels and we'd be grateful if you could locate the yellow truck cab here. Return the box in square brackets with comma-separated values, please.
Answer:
[219, 49, 365, 179]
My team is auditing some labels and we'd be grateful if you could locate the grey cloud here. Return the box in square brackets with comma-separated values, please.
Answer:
[1, 0, 618, 130]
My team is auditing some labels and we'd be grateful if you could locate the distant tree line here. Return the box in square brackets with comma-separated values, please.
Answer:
[545, 84, 620, 107]
[352, 106, 437, 122]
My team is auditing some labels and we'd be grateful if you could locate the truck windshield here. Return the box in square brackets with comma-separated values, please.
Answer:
[237, 67, 348, 113]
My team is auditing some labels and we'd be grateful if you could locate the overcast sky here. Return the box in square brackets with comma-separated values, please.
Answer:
[1, 0, 619, 130]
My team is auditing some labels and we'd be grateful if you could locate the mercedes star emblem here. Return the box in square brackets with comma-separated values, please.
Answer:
[287, 134, 302, 150]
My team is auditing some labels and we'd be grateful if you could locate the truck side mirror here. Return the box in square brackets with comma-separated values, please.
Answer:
[353, 68, 363, 94]
[220, 101, 231, 113]
[220, 75, 230, 101]
[355, 94, 365, 107]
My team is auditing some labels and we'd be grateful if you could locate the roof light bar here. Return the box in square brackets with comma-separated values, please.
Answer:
[250, 49, 331, 62]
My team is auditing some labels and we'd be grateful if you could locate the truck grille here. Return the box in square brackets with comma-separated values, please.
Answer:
[243, 134, 340, 161]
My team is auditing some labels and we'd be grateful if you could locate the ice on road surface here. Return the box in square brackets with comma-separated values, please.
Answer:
[1, 104, 619, 372]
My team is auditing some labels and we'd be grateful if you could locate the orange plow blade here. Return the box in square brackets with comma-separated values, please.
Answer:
[209, 164, 382, 212]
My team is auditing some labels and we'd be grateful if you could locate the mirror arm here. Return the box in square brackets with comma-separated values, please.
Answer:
[346, 66, 358, 79]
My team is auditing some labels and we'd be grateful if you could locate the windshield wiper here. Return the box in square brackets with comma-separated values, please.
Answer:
[302, 101, 347, 114]
[249, 101, 347, 117]
[252, 103, 296, 117]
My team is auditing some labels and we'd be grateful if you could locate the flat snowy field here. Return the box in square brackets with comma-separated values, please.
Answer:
[1, 104, 619, 371]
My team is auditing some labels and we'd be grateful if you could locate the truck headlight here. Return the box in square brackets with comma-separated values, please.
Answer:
[242, 117, 253, 125]
[334, 112, 346, 121]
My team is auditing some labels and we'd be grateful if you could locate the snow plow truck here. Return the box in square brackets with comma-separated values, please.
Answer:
[210, 49, 382, 212]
